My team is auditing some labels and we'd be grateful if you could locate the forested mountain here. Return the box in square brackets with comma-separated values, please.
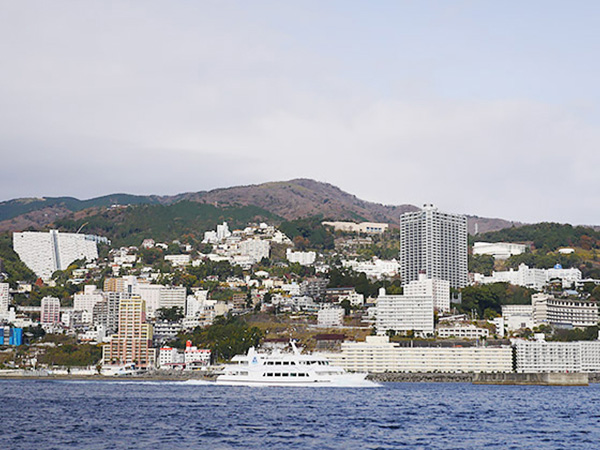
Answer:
[0, 179, 520, 234]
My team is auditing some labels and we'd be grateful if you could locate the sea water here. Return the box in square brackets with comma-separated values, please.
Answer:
[1, 379, 599, 449]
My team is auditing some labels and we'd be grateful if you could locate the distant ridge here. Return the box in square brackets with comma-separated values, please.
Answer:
[0, 179, 520, 234]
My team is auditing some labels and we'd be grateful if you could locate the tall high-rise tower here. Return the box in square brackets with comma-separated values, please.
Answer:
[400, 204, 468, 288]
[103, 296, 155, 368]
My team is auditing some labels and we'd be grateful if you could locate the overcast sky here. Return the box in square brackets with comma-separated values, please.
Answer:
[1, 1, 599, 225]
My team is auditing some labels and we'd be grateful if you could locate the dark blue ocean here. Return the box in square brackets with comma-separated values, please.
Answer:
[1, 379, 599, 449]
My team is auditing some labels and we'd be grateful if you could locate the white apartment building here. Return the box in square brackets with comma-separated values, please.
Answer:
[546, 265, 582, 288]
[375, 288, 434, 336]
[239, 239, 270, 263]
[153, 321, 182, 339]
[134, 284, 163, 316]
[394, 346, 512, 373]
[217, 222, 231, 241]
[13, 230, 100, 280]
[281, 283, 301, 296]
[164, 254, 191, 267]
[158, 347, 185, 368]
[403, 273, 450, 312]
[322, 336, 400, 373]
[477, 264, 582, 290]
[202, 222, 232, 244]
[489, 317, 506, 338]
[342, 258, 400, 279]
[532, 293, 598, 328]
[93, 291, 129, 334]
[184, 341, 211, 368]
[532, 293, 549, 326]
[185, 290, 209, 317]
[324, 336, 512, 373]
[322, 221, 389, 234]
[473, 242, 528, 260]
[286, 249, 316, 266]
[0, 283, 10, 314]
[514, 339, 600, 373]
[159, 286, 187, 311]
[338, 292, 365, 307]
[481, 264, 546, 290]
[502, 304, 534, 331]
[400, 205, 468, 288]
[437, 324, 490, 339]
[41, 296, 61, 325]
[73, 285, 104, 319]
[317, 306, 344, 327]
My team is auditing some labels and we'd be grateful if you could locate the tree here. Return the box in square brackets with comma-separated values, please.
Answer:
[340, 299, 351, 315]
[175, 315, 263, 362]
[469, 254, 495, 276]
[458, 283, 533, 319]
[156, 306, 184, 322]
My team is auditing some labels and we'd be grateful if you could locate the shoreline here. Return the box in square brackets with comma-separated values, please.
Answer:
[2, 371, 600, 383]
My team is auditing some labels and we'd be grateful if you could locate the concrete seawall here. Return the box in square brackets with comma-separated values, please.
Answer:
[367, 372, 474, 383]
[368, 372, 598, 385]
[473, 372, 589, 386]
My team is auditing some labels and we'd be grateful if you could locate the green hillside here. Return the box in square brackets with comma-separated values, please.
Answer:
[0, 233, 37, 287]
[475, 222, 600, 251]
[53, 201, 282, 247]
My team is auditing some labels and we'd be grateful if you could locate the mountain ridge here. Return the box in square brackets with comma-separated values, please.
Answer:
[0, 179, 521, 234]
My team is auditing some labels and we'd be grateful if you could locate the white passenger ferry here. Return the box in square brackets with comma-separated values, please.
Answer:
[216, 341, 373, 387]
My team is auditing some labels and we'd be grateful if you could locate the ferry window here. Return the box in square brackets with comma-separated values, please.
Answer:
[275, 362, 282, 365]
[282, 373, 289, 377]
[290, 373, 297, 377]
[291, 362, 296, 365]
[283, 362, 289, 365]
[274, 373, 281, 377]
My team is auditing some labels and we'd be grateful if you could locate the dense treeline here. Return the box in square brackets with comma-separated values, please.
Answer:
[549, 326, 599, 342]
[54, 201, 280, 247]
[164, 260, 244, 292]
[38, 343, 103, 367]
[476, 222, 600, 252]
[327, 267, 403, 297]
[279, 216, 335, 251]
[457, 283, 533, 319]
[468, 254, 495, 276]
[174, 315, 263, 362]
[505, 252, 583, 270]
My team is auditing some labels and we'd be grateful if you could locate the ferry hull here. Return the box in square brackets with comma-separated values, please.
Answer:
[215, 372, 374, 387]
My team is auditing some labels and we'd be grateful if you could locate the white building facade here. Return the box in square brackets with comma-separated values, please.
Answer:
[375, 288, 434, 336]
[400, 205, 468, 288]
[403, 273, 450, 312]
[13, 230, 100, 280]
[473, 242, 528, 260]
[317, 306, 344, 327]
[515, 340, 600, 373]
[286, 249, 316, 266]
[324, 336, 512, 373]
[73, 285, 104, 321]
[0, 283, 10, 314]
